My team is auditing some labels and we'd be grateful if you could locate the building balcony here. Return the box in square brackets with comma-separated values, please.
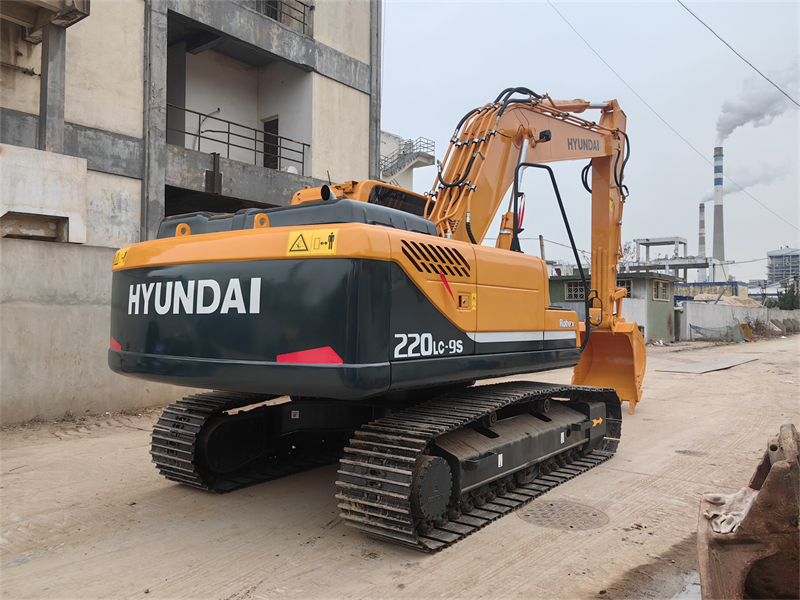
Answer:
[167, 104, 310, 176]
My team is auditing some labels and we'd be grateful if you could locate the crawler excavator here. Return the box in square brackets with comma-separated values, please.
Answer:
[109, 87, 646, 552]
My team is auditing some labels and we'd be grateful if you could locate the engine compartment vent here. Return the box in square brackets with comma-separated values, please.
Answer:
[400, 240, 471, 278]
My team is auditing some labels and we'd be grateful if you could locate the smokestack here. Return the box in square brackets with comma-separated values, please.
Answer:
[712, 147, 725, 280]
[698, 203, 706, 257]
[698, 203, 707, 282]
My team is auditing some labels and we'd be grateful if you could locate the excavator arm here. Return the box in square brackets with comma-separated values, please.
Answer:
[427, 89, 645, 412]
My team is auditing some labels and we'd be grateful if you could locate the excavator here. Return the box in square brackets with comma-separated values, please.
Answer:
[109, 87, 646, 552]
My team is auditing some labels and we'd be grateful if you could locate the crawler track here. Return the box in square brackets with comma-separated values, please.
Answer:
[150, 392, 346, 492]
[335, 381, 621, 552]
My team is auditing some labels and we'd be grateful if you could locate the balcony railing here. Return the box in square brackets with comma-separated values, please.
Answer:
[252, 0, 313, 36]
[167, 104, 309, 176]
[380, 137, 435, 176]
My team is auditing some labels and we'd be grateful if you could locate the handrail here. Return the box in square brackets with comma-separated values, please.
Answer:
[166, 103, 310, 176]
[380, 137, 435, 174]
[253, 0, 313, 36]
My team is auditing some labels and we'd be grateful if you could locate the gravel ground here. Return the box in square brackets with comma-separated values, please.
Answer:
[1, 336, 797, 599]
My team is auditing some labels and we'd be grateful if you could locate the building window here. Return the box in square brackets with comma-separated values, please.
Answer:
[652, 280, 669, 301]
[617, 279, 632, 297]
[565, 281, 585, 301]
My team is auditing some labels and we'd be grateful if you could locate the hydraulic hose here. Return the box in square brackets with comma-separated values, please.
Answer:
[613, 131, 630, 197]
[436, 151, 484, 189]
[581, 160, 592, 194]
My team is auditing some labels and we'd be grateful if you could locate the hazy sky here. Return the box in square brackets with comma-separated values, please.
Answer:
[380, 1, 799, 282]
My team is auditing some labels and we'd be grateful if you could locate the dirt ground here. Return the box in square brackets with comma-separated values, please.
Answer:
[1, 336, 798, 600]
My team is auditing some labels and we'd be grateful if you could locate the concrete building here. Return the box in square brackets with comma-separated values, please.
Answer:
[767, 247, 800, 284]
[0, 0, 383, 423]
[549, 272, 677, 342]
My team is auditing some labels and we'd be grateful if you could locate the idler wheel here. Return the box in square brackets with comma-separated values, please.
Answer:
[411, 455, 452, 521]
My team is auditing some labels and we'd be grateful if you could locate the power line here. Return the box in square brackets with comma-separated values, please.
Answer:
[676, 0, 799, 107]
[545, 1, 799, 233]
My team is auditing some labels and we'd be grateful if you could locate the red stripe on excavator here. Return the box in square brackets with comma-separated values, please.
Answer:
[110, 336, 122, 351]
[276, 346, 343, 365]
[439, 269, 454, 299]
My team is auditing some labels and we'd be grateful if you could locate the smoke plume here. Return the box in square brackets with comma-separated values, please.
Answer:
[700, 162, 788, 202]
[716, 63, 799, 144]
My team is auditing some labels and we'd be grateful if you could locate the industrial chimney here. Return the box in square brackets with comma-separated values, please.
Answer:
[698, 203, 707, 281]
[712, 146, 725, 280]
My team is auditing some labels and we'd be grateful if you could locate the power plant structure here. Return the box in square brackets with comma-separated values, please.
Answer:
[697, 203, 707, 282]
[712, 146, 726, 280]
[624, 147, 731, 283]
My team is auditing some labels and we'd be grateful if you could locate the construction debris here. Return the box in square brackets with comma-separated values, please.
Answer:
[697, 424, 800, 599]
[691, 294, 764, 308]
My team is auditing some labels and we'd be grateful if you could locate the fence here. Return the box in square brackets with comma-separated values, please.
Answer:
[166, 104, 309, 176]
[680, 302, 800, 341]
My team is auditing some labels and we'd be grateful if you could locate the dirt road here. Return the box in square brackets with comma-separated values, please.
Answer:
[2, 337, 798, 599]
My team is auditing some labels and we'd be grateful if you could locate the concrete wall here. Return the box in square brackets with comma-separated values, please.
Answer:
[0, 144, 88, 243]
[0, 1, 145, 138]
[64, 0, 145, 138]
[313, 0, 371, 64]
[85, 172, 141, 247]
[257, 61, 313, 174]
[679, 302, 800, 341]
[0, 238, 194, 424]
[185, 49, 259, 164]
[621, 298, 647, 331]
[0, 20, 41, 115]
[311, 73, 369, 182]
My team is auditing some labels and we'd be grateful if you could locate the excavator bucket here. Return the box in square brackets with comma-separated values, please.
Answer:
[572, 322, 646, 414]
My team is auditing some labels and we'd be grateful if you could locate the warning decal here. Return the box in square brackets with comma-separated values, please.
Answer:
[289, 234, 309, 252]
[286, 228, 339, 256]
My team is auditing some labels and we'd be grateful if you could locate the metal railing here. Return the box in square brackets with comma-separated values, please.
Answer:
[252, 0, 313, 36]
[166, 104, 309, 176]
[380, 137, 435, 175]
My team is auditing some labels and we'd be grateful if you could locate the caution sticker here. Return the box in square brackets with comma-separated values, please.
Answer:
[286, 229, 339, 256]
[113, 247, 130, 268]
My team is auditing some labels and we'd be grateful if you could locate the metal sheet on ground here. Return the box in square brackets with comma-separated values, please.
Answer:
[656, 356, 757, 374]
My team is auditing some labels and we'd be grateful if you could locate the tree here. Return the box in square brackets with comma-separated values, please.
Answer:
[776, 281, 800, 310]
[618, 241, 636, 272]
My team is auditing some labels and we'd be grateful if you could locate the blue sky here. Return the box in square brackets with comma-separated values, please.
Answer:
[380, 1, 799, 282]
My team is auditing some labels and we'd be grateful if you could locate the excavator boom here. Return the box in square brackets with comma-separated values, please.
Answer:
[427, 89, 645, 412]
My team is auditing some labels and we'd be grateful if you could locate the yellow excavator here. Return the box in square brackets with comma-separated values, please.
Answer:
[109, 87, 646, 552]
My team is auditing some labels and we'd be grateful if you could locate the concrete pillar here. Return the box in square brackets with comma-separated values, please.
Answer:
[38, 23, 67, 153]
[368, 0, 382, 180]
[141, 0, 168, 241]
[166, 41, 187, 147]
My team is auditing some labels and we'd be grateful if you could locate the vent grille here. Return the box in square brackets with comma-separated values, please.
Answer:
[400, 240, 471, 278]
